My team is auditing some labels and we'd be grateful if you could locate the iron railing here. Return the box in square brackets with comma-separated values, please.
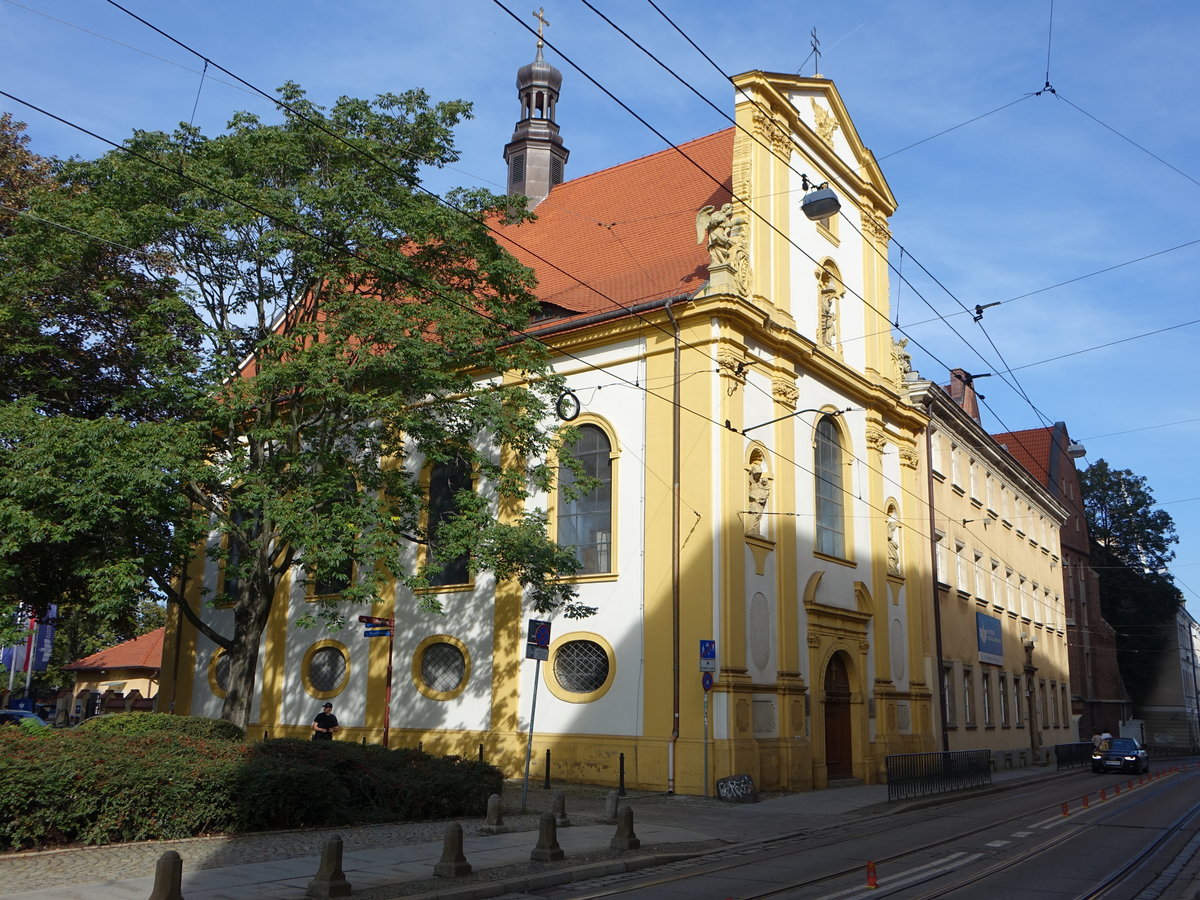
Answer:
[1054, 742, 1094, 770]
[885, 749, 992, 802]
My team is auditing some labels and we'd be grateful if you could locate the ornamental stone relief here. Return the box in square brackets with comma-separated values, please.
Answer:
[899, 447, 919, 470]
[810, 98, 839, 149]
[752, 110, 793, 157]
[866, 428, 887, 455]
[772, 379, 799, 410]
[862, 212, 891, 243]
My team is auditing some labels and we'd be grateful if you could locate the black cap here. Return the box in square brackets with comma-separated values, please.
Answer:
[322, 703, 332, 708]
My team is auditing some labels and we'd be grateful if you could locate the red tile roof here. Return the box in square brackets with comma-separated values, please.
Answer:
[65, 627, 164, 673]
[993, 427, 1053, 488]
[494, 129, 734, 315]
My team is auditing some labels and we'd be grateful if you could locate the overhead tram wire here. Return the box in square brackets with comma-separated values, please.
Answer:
[91, 2, 1071, 557]
[595, 1, 1074, 492]
[87, 1, 931, 540]
[96, 0, 732, 380]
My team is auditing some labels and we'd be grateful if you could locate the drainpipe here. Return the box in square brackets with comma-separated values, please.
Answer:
[664, 299, 682, 794]
[922, 398, 950, 752]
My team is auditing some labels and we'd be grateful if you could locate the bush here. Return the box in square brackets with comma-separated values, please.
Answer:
[76, 712, 245, 741]
[0, 728, 503, 850]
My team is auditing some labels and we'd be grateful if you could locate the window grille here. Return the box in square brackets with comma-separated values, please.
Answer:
[421, 642, 466, 693]
[554, 640, 609, 693]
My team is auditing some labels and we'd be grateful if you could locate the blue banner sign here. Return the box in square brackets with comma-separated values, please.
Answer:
[976, 612, 1004, 666]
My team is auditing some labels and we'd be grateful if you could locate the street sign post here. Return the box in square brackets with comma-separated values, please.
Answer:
[521, 619, 552, 811]
[700, 640, 716, 797]
[363, 628, 392, 637]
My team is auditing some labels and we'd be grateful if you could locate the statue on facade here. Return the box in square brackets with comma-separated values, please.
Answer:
[886, 508, 901, 575]
[697, 203, 745, 268]
[746, 452, 771, 535]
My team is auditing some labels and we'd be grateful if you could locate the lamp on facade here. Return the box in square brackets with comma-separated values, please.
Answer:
[800, 174, 840, 221]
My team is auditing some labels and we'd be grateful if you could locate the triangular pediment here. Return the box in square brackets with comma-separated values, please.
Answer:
[732, 71, 896, 216]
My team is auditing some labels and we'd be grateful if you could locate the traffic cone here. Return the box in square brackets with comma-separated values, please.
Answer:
[1082, 794, 1089, 808]
[866, 861, 879, 889]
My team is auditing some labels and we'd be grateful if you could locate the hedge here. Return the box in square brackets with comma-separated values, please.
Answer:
[0, 729, 503, 850]
[76, 712, 245, 741]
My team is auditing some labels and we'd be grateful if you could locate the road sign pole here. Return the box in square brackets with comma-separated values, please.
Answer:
[520, 658, 541, 813]
[703, 689, 709, 798]
[383, 625, 394, 749]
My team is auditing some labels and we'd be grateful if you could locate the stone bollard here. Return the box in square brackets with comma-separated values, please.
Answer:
[603, 790, 620, 824]
[147, 850, 184, 900]
[479, 793, 507, 835]
[610, 805, 640, 851]
[530, 812, 565, 862]
[433, 823, 472, 877]
[552, 789, 571, 827]
[306, 835, 351, 898]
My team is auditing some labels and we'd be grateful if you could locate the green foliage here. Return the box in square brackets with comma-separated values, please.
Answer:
[0, 729, 502, 850]
[76, 712, 245, 741]
[1079, 459, 1183, 704]
[2, 85, 585, 729]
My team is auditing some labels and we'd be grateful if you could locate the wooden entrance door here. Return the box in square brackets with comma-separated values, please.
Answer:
[824, 654, 853, 779]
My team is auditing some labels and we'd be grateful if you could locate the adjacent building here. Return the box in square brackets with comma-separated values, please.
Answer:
[908, 371, 1074, 766]
[993, 423, 1132, 739]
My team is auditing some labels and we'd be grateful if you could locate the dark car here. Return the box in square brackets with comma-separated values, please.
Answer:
[1092, 737, 1150, 774]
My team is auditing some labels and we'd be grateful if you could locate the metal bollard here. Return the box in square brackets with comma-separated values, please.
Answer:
[618, 752, 626, 796]
[543, 748, 551, 789]
[531, 812, 565, 861]
[479, 742, 484, 762]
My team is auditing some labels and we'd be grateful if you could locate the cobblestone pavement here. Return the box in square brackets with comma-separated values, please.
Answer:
[0, 782, 718, 894]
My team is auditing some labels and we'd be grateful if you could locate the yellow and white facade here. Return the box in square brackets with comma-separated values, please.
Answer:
[162, 69, 951, 793]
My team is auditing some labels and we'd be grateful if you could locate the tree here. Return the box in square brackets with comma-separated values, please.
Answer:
[1, 86, 587, 729]
[1079, 459, 1182, 704]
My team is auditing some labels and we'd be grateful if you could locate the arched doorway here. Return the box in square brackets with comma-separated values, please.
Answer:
[824, 653, 853, 779]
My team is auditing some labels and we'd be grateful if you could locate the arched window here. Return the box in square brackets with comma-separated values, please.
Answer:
[427, 457, 472, 586]
[557, 424, 613, 574]
[815, 416, 845, 558]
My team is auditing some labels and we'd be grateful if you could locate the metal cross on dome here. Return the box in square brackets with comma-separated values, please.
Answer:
[533, 7, 550, 46]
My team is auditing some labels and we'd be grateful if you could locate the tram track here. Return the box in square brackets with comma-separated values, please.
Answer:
[538, 766, 1198, 900]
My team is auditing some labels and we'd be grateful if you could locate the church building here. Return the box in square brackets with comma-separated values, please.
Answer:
[161, 33, 941, 793]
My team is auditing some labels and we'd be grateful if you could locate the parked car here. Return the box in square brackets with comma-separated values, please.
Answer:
[0, 709, 50, 728]
[1092, 737, 1150, 774]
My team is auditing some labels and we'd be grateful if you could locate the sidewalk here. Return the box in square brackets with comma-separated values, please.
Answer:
[0, 767, 1066, 900]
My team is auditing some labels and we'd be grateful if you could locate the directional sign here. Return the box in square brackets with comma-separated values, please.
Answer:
[358, 615, 394, 626]
[363, 628, 393, 637]
[526, 619, 552, 661]
[699, 639, 717, 672]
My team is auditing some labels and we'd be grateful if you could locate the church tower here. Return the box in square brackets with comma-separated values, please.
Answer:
[503, 9, 568, 208]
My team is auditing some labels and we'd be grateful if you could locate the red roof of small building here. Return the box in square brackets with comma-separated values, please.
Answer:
[993, 427, 1054, 489]
[494, 128, 735, 315]
[65, 627, 164, 673]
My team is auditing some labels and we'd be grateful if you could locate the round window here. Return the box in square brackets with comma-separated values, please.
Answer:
[309, 647, 347, 693]
[421, 642, 466, 693]
[553, 639, 610, 693]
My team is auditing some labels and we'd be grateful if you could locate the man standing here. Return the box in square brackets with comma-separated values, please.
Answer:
[312, 702, 338, 741]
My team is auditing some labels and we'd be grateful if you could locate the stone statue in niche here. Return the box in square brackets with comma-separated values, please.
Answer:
[886, 508, 901, 575]
[696, 203, 745, 268]
[816, 266, 843, 351]
[746, 451, 771, 535]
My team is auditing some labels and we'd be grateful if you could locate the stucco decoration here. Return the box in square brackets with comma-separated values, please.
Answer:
[862, 211, 891, 244]
[752, 110, 793, 157]
[899, 446, 919, 470]
[745, 449, 772, 535]
[886, 505, 901, 576]
[772, 379, 799, 410]
[749, 592, 771, 671]
[815, 265, 843, 353]
[810, 98, 839, 149]
[866, 427, 887, 455]
[891, 338, 913, 388]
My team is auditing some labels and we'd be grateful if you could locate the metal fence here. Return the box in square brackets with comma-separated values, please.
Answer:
[1054, 742, 1094, 770]
[885, 749, 992, 802]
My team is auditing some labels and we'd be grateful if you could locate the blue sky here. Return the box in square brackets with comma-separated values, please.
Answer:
[3, 1, 1199, 616]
